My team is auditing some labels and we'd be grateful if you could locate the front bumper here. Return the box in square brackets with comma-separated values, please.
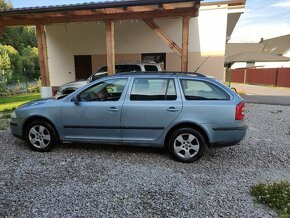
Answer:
[10, 120, 23, 139]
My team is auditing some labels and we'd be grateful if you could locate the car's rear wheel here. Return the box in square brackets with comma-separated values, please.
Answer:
[25, 120, 58, 152]
[168, 128, 206, 163]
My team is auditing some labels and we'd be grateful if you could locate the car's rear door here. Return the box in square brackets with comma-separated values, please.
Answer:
[121, 77, 182, 143]
[60, 78, 128, 142]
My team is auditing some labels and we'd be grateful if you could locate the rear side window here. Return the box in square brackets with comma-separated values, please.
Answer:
[144, 65, 158, 71]
[180, 79, 230, 100]
[131, 78, 177, 101]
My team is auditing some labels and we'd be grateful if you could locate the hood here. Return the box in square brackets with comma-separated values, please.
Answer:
[59, 80, 89, 91]
[18, 98, 58, 109]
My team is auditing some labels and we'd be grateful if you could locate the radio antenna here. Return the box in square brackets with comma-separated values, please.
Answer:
[194, 55, 210, 73]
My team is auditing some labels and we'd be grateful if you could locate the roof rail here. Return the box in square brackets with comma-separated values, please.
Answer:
[116, 71, 207, 77]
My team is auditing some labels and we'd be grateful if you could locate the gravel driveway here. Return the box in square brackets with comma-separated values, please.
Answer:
[1, 103, 290, 217]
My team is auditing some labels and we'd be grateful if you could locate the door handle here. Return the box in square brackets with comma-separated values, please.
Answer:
[167, 107, 179, 112]
[108, 107, 119, 112]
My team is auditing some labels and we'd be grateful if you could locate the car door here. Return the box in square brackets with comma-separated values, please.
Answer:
[121, 77, 182, 143]
[60, 78, 128, 142]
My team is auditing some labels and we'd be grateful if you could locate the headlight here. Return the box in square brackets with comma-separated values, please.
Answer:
[11, 111, 17, 119]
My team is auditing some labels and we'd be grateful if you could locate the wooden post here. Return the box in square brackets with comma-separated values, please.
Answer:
[181, 16, 190, 72]
[36, 25, 50, 87]
[105, 21, 115, 75]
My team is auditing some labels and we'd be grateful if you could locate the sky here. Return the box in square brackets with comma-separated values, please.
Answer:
[7, 0, 290, 43]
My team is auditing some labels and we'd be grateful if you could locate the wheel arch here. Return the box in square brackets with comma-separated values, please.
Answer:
[164, 122, 210, 147]
[22, 115, 60, 141]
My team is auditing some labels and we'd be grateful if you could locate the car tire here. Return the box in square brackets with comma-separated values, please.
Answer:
[25, 120, 58, 152]
[168, 128, 206, 163]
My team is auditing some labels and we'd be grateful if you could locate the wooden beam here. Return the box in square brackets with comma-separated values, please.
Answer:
[105, 21, 115, 75]
[36, 25, 50, 86]
[144, 19, 182, 57]
[181, 16, 190, 72]
[0, 7, 198, 26]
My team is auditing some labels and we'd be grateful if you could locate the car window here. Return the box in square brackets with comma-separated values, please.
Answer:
[130, 78, 177, 101]
[144, 65, 158, 71]
[180, 79, 230, 100]
[91, 72, 108, 81]
[79, 78, 127, 102]
[97, 66, 107, 73]
[116, 65, 141, 73]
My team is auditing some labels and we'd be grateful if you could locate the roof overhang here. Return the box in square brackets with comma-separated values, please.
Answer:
[0, 0, 200, 26]
[225, 52, 290, 66]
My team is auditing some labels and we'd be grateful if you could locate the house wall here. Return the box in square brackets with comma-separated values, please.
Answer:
[46, 6, 229, 87]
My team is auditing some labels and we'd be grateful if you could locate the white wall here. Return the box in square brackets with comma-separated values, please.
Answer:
[46, 6, 230, 86]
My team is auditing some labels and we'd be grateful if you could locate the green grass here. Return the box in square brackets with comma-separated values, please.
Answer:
[251, 181, 290, 217]
[0, 93, 41, 112]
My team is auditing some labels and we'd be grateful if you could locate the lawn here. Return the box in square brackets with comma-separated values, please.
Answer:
[0, 93, 41, 112]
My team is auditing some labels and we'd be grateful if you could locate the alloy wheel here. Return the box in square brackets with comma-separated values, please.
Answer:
[28, 125, 51, 148]
[173, 133, 200, 159]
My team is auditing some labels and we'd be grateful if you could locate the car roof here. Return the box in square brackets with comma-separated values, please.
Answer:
[99, 62, 162, 66]
[115, 71, 207, 78]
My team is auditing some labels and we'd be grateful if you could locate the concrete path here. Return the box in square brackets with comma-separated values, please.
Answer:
[229, 83, 290, 105]
[241, 95, 290, 106]
[231, 83, 290, 96]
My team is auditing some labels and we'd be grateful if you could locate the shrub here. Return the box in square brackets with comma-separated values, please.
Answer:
[251, 181, 290, 216]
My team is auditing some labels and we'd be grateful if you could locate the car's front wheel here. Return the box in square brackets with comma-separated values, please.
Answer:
[25, 120, 58, 152]
[168, 128, 206, 163]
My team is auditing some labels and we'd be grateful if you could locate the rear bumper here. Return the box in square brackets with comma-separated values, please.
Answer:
[208, 125, 247, 147]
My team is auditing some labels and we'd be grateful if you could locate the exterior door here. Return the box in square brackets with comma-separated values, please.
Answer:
[74, 55, 92, 80]
[121, 77, 182, 143]
[60, 78, 128, 141]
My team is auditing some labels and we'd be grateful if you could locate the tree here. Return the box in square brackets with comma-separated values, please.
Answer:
[21, 46, 39, 80]
[0, 48, 11, 92]
[1, 27, 37, 52]
[0, 50, 11, 72]
[0, 0, 40, 85]
[0, 44, 24, 83]
[0, 0, 12, 10]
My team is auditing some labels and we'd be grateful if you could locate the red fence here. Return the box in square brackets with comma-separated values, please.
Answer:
[227, 68, 290, 88]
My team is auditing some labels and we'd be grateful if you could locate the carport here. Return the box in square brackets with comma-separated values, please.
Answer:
[0, 0, 200, 97]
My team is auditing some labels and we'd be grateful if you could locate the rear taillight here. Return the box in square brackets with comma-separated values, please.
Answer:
[236, 101, 245, 120]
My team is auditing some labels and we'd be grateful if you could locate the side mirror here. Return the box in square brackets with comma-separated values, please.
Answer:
[71, 94, 80, 104]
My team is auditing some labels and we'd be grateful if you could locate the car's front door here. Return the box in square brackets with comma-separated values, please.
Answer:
[121, 77, 182, 143]
[60, 78, 128, 142]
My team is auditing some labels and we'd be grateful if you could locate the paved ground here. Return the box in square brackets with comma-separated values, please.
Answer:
[242, 95, 290, 106]
[1, 103, 290, 217]
[231, 83, 290, 96]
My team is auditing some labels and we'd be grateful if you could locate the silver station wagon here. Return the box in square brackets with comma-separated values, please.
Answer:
[10, 72, 247, 163]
